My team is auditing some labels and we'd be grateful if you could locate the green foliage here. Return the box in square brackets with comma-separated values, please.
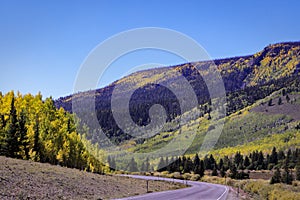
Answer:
[57, 42, 300, 145]
[296, 159, 300, 181]
[211, 166, 218, 176]
[270, 168, 281, 184]
[242, 179, 300, 200]
[282, 158, 293, 185]
[278, 97, 282, 105]
[128, 157, 138, 172]
[0, 91, 104, 173]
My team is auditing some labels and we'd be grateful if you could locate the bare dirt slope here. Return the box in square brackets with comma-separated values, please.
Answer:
[0, 156, 183, 200]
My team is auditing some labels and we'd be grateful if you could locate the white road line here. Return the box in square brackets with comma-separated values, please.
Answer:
[217, 186, 229, 200]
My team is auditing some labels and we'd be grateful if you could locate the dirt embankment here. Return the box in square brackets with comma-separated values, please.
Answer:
[0, 156, 183, 200]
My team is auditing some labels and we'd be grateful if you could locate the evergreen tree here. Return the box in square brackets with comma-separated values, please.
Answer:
[194, 159, 205, 177]
[270, 168, 281, 184]
[268, 99, 273, 106]
[183, 157, 193, 173]
[157, 157, 166, 172]
[234, 151, 243, 169]
[229, 165, 238, 179]
[278, 97, 282, 105]
[145, 157, 150, 172]
[6, 97, 21, 158]
[165, 157, 170, 171]
[212, 166, 218, 176]
[218, 158, 224, 170]
[220, 166, 226, 177]
[282, 89, 286, 96]
[223, 156, 231, 171]
[18, 110, 30, 159]
[208, 154, 216, 170]
[286, 94, 290, 103]
[257, 151, 264, 169]
[243, 156, 250, 169]
[270, 147, 278, 165]
[128, 157, 138, 172]
[141, 162, 146, 172]
[107, 155, 116, 170]
[193, 154, 200, 167]
[296, 158, 300, 181]
[282, 158, 293, 184]
[203, 155, 209, 170]
[278, 150, 285, 160]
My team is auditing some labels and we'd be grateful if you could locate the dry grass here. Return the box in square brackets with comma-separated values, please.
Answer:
[251, 94, 300, 120]
[0, 156, 184, 200]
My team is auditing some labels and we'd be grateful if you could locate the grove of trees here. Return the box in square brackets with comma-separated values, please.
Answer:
[0, 91, 104, 173]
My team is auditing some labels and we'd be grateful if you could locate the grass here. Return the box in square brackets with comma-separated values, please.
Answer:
[0, 156, 185, 200]
[201, 175, 300, 200]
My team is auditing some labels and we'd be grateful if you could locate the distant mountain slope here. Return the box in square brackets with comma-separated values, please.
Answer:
[55, 41, 300, 143]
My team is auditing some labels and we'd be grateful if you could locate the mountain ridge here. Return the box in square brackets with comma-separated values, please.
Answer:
[55, 41, 300, 144]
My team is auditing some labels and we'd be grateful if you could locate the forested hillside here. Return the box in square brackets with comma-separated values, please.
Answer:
[0, 91, 104, 173]
[56, 42, 300, 144]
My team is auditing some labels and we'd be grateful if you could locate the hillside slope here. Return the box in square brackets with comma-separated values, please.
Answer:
[0, 156, 183, 200]
[55, 41, 300, 145]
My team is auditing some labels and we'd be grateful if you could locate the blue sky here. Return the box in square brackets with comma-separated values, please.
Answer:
[1, 0, 300, 98]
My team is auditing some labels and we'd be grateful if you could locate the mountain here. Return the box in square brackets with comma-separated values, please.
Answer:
[55, 41, 300, 146]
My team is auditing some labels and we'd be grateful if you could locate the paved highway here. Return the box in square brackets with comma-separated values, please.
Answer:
[115, 175, 228, 200]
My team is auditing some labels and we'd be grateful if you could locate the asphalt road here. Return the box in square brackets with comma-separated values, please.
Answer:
[115, 175, 228, 200]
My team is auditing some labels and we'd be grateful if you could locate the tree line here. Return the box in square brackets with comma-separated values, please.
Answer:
[117, 147, 300, 184]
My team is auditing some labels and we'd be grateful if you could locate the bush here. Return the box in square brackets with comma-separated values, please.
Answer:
[173, 172, 183, 180]
[190, 174, 200, 181]
[182, 173, 192, 180]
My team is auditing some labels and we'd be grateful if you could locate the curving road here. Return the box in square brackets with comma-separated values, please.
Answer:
[115, 175, 228, 200]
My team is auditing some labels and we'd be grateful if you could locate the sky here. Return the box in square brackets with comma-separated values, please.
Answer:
[0, 0, 300, 99]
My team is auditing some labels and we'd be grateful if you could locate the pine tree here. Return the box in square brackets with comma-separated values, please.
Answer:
[208, 154, 216, 170]
[212, 166, 218, 176]
[257, 151, 264, 170]
[193, 154, 200, 167]
[220, 166, 226, 177]
[128, 157, 138, 172]
[268, 99, 273, 106]
[141, 162, 146, 172]
[183, 157, 193, 173]
[270, 147, 278, 165]
[282, 158, 293, 184]
[270, 168, 281, 184]
[108, 155, 116, 170]
[145, 157, 150, 172]
[296, 158, 300, 181]
[286, 94, 290, 103]
[229, 165, 238, 179]
[157, 157, 166, 172]
[282, 89, 286, 96]
[234, 151, 243, 169]
[218, 158, 224, 170]
[243, 156, 250, 169]
[18, 110, 29, 159]
[278, 97, 282, 105]
[194, 159, 205, 177]
[278, 150, 285, 161]
[6, 97, 21, 158]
